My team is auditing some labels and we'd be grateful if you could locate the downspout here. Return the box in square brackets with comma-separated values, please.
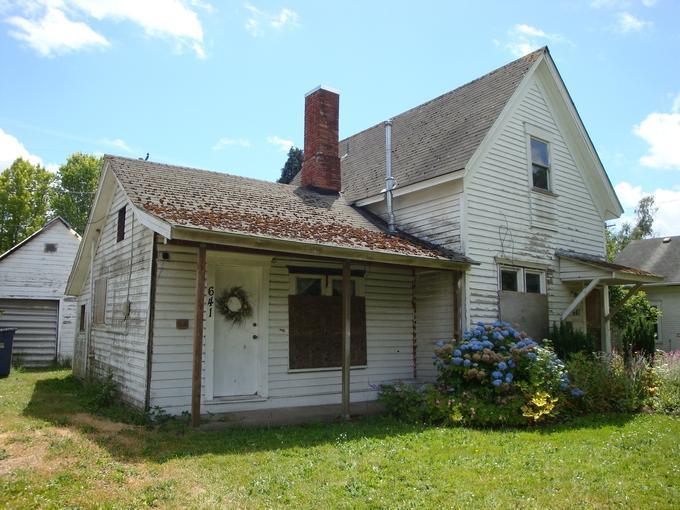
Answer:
[385, 119, 397, 233]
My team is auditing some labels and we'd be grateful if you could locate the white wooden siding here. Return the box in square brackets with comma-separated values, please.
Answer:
[415, 270, 454, 381]
[463, 75, 603, 332]
[0, 220, 80, 361]
[366, 180, 463, 251]
[148, 241, 433, 415]
[645, 286, 680, 351]
[72, 184, 154, 408]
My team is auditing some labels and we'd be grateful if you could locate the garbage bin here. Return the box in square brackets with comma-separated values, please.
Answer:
[0, 328, 17, 377]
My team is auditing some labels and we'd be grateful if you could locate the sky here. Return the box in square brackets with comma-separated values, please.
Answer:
[0, 0, 679, 235]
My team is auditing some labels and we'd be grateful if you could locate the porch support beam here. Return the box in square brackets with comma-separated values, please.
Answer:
[605, 283, 643, 321]
[341, 260, 351, 420]
[560, 277, 601, 322]
[191, 244, 207, 427]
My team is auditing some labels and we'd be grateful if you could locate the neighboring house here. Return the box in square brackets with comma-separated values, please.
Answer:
[66, 47, 657, 424]
[0, 217, 81, 366]
[616, 236, 680, 351]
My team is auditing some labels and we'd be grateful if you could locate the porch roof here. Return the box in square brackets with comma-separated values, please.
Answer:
[556, 249, 663, 285]
[107, 156, 473, 270]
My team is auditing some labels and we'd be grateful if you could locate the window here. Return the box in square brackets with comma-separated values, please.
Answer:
[525, 272, 542, 294]
[93, 278, 107, 325]
[288, 272, 366, 370]
[117, 206, 126, 242]
[79, 304, 86, 332]
[44, 243, 57, 253]
[530, 138, 550, 190]
[501, 269, 519, 292]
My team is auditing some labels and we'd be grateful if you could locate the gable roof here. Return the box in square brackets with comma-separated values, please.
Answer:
[615, 236, 680, 285]
[292, 48, 545, 202]
[0, 217, 79, 263]
[106, 156, 472, 266]
[557, 249, 661, 279]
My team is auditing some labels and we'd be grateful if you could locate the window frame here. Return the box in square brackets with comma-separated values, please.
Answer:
[524, 123, 555, 194]
[116, 206, 126, 243]
[93, 277, 108, 326]
[499, 265, 545, 295]
[79, 304, 86, 332]
[530, 137, 551, 191]
[500, 268, 520, 292]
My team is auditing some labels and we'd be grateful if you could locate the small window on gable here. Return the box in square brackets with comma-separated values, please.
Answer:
[117, 206, 126, 243]
[530, 138, 550, 190]
[501, 269, 519, 292]
[44, 243, 57, 253]
[525, 272, 542, 294]
[79, 304, 86, 332]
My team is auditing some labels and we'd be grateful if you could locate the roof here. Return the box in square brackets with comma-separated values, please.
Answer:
[0, 217, 79, 263]
[107, 156, 472, 265]
[292, 48, 545, 202]
[556, 249, 661, 279]
[615, 236, 680, 285]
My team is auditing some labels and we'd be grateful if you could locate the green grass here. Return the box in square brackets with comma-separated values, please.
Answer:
[1, 370, 679, 509]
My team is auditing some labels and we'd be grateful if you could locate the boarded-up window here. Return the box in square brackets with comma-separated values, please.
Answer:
[79, 304, 86, 332]
[289, 295, 367, 369]
[117, 206, 126, 243]
[93, 278, 107, 325]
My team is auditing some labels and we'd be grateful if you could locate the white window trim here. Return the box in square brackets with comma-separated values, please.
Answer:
[525, 123, 555, 194]
[499, 265, 546, 294]
[289, 273, 365, 297]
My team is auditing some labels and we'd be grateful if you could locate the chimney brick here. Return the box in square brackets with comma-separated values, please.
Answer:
[301, 86, 340, 193]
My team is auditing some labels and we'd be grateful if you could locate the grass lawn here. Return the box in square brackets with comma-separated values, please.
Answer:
[0, 369, 679, 509]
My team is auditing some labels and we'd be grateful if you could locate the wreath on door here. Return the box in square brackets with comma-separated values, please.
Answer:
[215, 286, 253, 326]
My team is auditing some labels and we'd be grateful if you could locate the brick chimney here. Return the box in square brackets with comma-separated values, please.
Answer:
[301, 86, 340, 193]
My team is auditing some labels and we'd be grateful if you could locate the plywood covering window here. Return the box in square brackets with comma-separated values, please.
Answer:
[288, 273, 367, 370]
[93, 278, 107, 325]
[117, 206, 126, 243]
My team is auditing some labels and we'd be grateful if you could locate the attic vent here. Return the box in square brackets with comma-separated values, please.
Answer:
[663, 237, 671, 243]
[44, 243, 57, 253]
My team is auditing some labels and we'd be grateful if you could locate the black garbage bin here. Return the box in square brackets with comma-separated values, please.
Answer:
[0, 328, 17, 377]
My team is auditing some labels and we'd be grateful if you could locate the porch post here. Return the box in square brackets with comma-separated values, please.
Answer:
[602, 284, 612, 353]
[341, 260, 351, 419]
[191, 244, 207, 427]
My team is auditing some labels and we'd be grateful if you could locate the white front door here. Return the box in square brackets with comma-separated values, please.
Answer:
[212, 264, 261, 397]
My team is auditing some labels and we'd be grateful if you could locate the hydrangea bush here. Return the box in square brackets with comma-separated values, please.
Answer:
[379, 321, 583, 426]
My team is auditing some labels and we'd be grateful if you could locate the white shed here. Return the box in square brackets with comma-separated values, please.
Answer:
[0, 217, 81, 366]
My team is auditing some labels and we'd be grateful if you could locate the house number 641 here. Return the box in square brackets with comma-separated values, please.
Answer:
[207, 286, 215, 317]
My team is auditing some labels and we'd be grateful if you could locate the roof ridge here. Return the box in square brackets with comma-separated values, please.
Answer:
[339, 47, 545, 144]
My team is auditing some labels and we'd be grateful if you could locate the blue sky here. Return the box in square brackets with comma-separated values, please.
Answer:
[1, 0, 679, 234]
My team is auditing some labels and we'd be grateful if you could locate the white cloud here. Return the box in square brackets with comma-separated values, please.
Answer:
[4, 0, 206, 58]
[614, 11, 653, 33]
[634, 95, 680, 170]
[99, 137, 133, 153]
[7, 6, 109, 56]
[244, 3, 298, 37]
[213, 137, 251, 150]
[500, 24, 570, 57]
[0, 127, 45, 170]
[614, 182, 680, 236]
[267, 135, 293, 151]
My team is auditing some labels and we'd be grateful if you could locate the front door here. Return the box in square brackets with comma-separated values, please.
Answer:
[211, 264, 261, 398]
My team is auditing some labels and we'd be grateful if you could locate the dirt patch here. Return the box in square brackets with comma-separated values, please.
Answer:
[69, 413, 139, 434]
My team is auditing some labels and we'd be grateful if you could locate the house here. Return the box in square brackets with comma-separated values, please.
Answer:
[0, 217, 81, 366]
[615, 236, 680, 351]
[66, 47, 657, 424]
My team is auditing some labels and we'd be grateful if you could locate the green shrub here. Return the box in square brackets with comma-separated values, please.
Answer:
[550, 322, 598, 359]
[566, 352, 655, 413]
[82, 372, 118, 410]
[651, 351, 680, 415]
[622, 316, 657, 357]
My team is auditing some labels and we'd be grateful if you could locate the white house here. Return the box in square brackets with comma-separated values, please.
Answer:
[616, 236, 680, 351]
[66, 47, 658, 425]
[0, 217, 81, 366]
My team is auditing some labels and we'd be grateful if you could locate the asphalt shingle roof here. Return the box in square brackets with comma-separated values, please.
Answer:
[615, 237, 680, 284]
[291, 48, 544, 202]
[107, 156, 471, 265]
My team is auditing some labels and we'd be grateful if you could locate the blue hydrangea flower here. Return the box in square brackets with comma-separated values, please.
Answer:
[527, 352, 537, 361]
[505, 373, 513, 383]
[463, 359, 471, 367]
[498, 361, 507, 371]
[452, 357, 463, 366]
[492, 379, 502, 387]
[454, 349, 462, 357]
[513, 332, 521, 339]
[477, 321, 485, 327]
[571, 388, 584, 398]
[507, 359, 515, 368]
[491, 371, 503, 379]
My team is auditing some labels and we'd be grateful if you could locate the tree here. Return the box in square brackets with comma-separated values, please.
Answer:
[277, 146, 303, 184]
[606, 195, 657, 261]
[51, 153, 103, 234]
[0, 158, 54, 252]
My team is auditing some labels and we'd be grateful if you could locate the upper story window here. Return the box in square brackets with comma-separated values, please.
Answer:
[117, 206, 126, 243]
[500, 269, 519, 292]
[530, 138, 550, 190]
[499, 266, 545, 294]
[44, 243, 57, 253]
